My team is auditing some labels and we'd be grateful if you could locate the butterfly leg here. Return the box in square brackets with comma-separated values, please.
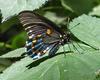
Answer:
[70, 40, 81, 54]
[67, 35, 72, 52]
[48, 43, 59, 56]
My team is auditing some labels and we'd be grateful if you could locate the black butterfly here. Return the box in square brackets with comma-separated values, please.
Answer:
[18, 11, 70, 59]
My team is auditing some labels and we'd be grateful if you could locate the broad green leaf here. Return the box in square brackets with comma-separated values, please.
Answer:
[0, 50, 100, 80]
[0, 48, 25, 58]
[61, 0, 96, 15]
[89, 5, 100, 16]
[0, 0, 49, 20]
[69, 14, 100, 49]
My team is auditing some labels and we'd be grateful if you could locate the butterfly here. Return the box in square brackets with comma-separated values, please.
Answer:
[18, 11, 70, 59]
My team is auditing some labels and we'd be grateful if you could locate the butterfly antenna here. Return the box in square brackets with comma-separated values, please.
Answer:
[70, 23, 80, 30]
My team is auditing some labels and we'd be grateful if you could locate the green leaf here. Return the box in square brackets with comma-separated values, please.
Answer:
[0, 50, 100, 80]
[61, 0, 96, 15]
[0, 16, 18, 33]
[0, 42, 11, 48]
[44, 12, 66, 25]
[89, 5, 100, 16]
[0, 42, 12, 56]
[0, 48, 25, 58]
[11, 32, 27, 49]
[0, 0, 49, 20]
[69, 14, 100, 49]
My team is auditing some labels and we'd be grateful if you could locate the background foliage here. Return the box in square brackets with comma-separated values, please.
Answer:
[0, 0, 100, 80]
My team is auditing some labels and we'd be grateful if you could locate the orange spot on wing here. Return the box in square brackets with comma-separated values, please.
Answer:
[37, 34, 41, 38]
[32, 40, 37, 43]
[46, 29, 52, 35]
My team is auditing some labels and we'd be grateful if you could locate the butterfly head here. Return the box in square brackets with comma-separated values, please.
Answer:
[59, 33, 70, 45]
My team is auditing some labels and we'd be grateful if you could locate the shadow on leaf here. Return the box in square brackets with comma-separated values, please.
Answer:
[26, 51, 72, 69]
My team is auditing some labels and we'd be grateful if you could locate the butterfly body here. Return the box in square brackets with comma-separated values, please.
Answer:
[19, 11, 69, 59]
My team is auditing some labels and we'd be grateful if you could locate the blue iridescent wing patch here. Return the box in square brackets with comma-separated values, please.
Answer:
[18, 11, 68, 59]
